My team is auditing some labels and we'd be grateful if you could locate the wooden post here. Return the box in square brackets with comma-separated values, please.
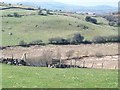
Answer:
[11, 54, 13, 60]
[115, 66, 117, 69]
[24, 53, 27, 61]
[91, 62, 94, 68]
[74, 59, 76, 68]
[70, 59, 72, 68]
[102, 63, 104, 69]
[59, 59, 61, 68]
[83, 61, 85, 68]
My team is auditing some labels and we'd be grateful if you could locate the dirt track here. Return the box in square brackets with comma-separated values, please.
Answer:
[1, 43, 119, 69]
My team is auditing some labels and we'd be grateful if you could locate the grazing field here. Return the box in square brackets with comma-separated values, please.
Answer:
[2, 9, 117, 46]
[2, 64, 118, 88]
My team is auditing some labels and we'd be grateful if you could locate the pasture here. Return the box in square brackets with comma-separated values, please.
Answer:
[1, 64, 118, 88]
[1, 3, 119, 89]
[2, 8, 118, 46]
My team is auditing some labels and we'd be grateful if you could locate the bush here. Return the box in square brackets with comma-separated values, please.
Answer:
[102, 15, 118, 27]
[19, 40, 28, 47]
[13, 12, 21, 17]
[85, 16, 97, 24]
[7, 14, 13, 17]
[82, 40, 92, 44]
[92, 36, 106, 43]
[106, 36, 120, 42]
[49, 37, 69, 45]
[29, 40, 45, 45]
[7, 13, 21, 17]
[38, 10, 48, 16]
[70, 33, 84, 44]
[92, 36, 120, 43]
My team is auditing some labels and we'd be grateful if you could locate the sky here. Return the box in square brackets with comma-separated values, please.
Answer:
[1, 0, 119, 6]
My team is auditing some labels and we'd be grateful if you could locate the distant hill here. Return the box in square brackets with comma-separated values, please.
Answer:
[20, 2, 117, 14]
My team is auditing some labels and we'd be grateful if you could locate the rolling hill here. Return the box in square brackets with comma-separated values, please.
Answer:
[1, 3, 118, 46]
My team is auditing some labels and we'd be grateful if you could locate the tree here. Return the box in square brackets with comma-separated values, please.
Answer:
[71, 33, 84, 44]
[85, 16, 97, 24]
[41, 50, 53, 67]
[9, 3, 11, 6]
[13, 12, 21, 17]
[66, 50, 74, 67]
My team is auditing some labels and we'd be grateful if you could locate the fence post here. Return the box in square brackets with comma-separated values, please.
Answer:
[102, 63, 104, 69]
[74, 59, 76, 68]
[24, 53, 27, 61]
[70, 59, 72, 68]
[11, 54, 13, 60]
[83, 61, 85, 68]
[115, 66, 117, 69]
[91, 62, 94, 68]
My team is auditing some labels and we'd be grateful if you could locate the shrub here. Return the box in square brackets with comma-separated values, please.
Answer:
[106, 36, 120, 42]
[92, 36, 120, 43]
[70, 33, 84, 44]
[82, 40, 92, 44]
[92, 36, 106, 43]
[19, 40, 28, 47]
[102, 15, 118, 27]
[13, 12, 21, 17]
[109, 21, 116, 26]
[49, 37, 69, 45]
[29, 40, 44, 45]
[7, 13, 21, 17]
[85, 16, 97, 24]
[7, 14, 14, 17]
[80, 25, 89, 29]
[85, 16, 91, 21]
[38, 10, 48, 16]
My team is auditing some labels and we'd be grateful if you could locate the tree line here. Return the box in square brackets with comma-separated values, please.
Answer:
[19, 33, 120, 47]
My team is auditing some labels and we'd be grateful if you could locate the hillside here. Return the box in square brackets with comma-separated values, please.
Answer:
[1, 3, 118, 46]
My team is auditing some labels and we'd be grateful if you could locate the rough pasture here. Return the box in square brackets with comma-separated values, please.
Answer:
[1, 43, 119, 69]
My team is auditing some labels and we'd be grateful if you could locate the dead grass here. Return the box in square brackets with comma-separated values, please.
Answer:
[1, 43, 119, 69]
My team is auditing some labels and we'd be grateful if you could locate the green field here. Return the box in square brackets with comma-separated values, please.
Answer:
[1, 8, 118, 46]
[1, 64, 118, 88]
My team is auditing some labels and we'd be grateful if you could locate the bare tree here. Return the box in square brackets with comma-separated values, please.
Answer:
[41, 49, 53, 67]
[56, 48, 62, 67]
[66, 50, 74, 67]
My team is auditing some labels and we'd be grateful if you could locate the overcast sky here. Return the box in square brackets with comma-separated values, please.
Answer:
[1, 0, 119, 6]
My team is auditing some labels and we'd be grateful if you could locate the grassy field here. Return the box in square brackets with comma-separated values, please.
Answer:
[1, 8, 117, 46]
[2, 64, 118, 88]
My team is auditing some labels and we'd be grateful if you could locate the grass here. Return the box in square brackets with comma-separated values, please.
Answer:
[2, 64, 118, 88]
[2, 13, 117, 46]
